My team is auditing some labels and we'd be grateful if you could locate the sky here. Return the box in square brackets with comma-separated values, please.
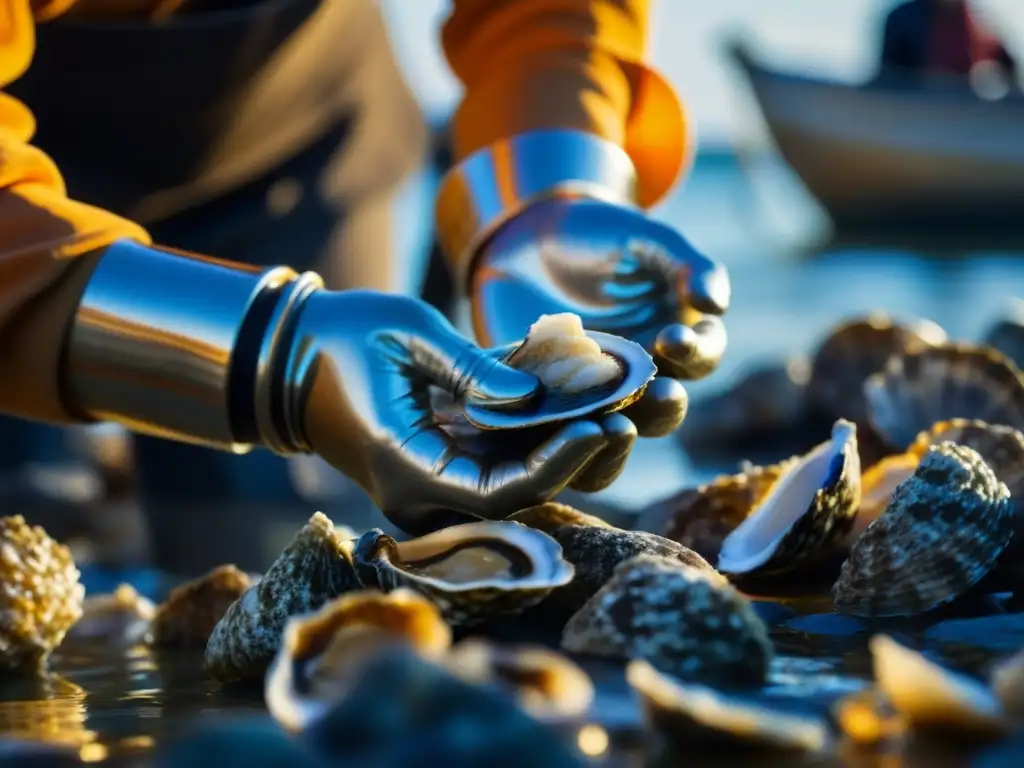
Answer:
[379, 0, 1024, 147]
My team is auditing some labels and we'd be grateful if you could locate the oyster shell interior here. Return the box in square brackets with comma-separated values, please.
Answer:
[716, 420, 857, 574]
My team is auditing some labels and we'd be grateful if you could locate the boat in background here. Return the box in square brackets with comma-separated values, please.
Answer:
[728, 40, 1024, 238]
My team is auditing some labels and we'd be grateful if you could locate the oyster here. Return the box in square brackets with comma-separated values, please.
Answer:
[353, 521, 573, 625]
[205, 512, 361, 682]
[864, 342, 1024, 451]
[562, 555, 771, 687]
[265, 589, 451, 731]
[715, 419, 861, 578]
[506, 313, 621, 394]
[805, 313, 947, 425]
[990, 649, 1024, 717]
[627, 659, 829, 753]
[870, 634, 1008, 740]
[152, 565, 253, 650]
[65, 583, 154, 647]
[853, 451, 921, 543]
[444, 638, 594, 722]
[509, 503, 717, 618]
[0, 515, 84, 673]
[833, 443, 1014, 618]
[638, 460, 795, 563]
[981, 297, 1024, 369]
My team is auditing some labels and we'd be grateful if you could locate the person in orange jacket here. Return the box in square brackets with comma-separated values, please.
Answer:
[0, 0, 729, 572]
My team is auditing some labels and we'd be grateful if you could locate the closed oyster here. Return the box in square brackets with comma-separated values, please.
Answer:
[627, 659, 829, 753]
[981, 297, 1024, 369]
[833, 443, 1014, 618]
[638, 460, 795, 563]
[990, 649, 1024, 717]
[353, 521, 573, 625]
[507, 313, 621, 394]
[152, 565, 253, 650]
[205, 512, 361, 682]
[715, 419, 861, 578]
[0, 515, 84, 673]
[870, 634, 1009, 740]
[509, 503, 716, 618]
[65, 583, 154, 647]
[265, 589, 451, 731]
[864, 342, 1024, 451]
[562, 555, 770, 687]
[444, 638, 594, 722]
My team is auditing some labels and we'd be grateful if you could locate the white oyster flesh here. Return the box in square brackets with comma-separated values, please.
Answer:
[513, 314, 620, 394]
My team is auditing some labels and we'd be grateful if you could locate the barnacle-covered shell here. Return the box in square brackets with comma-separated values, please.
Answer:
[65, 583, 154, 647]
[805, 313, 947, 424]
[981, 297, 1024, 369]
[204, 512, 361, 682]
[638, 460, 795, 563]
[870, 634, 1008, 739]
[152, 565, 253, 649]
[715, 419, 861, 578]
[627, 659, 829, 752]
[509, 504, 716, 618]
[444, 638, 594, 722]
[864, 342, 1024, 450]
[562, 555, 770, 687]
[0, 515, 84, 673]
[833, 443, 1014, 618]
[353, 521, 573, 626]
[265, 589, 451, 731]
[990, 649, 1024, 717]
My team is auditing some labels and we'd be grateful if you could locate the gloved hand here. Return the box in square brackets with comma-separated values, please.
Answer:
[283, 290, 652, 535]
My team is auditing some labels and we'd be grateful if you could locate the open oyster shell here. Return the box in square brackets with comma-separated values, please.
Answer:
[444, 638, 594, 722]
[562, 555, 771, 687]
[715, 419, 861, 579]
[509, 503, 716, 619]
[353, 521, 573, 626]
[628, 659, 829, 753]
[265, 588, 451, 731]
[864, 342, 1024, 451]
[152, 565, 253, 650]
[833, 443, 1014, 618]
[205, 513, 361, 682]
[66, 583, 154, 648]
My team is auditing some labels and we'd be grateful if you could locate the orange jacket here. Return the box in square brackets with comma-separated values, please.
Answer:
[0, 0, 687, 425]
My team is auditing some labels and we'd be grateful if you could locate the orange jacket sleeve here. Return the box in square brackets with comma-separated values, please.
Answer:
[442, 0, 688, 209]
[0, 0, 151, 424]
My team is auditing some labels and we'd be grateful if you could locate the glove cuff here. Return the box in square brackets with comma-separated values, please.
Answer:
[435, 129, 638, 293]
[64, 239, 322, 453]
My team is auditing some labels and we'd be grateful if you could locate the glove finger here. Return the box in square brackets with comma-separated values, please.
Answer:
[653, 316, 728, 381]
[618, 376, 689, 438]
[567, 413, 637, 492]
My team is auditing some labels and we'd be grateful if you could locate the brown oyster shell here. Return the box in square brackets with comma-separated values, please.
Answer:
[833, 443, 1014, 618]
[204, 512, 361, 682]
[0, 515, 84, 673]
[444, 638, 594, 722]
[509, 504, 717, 619]
[989, 649, 1024, 718]
[152, 565, 253, 650]
[864, 342, 1024, 451]
[562, 555, 770, 688]
[265, 588, 451, 731]
[65, 583, 154, 647]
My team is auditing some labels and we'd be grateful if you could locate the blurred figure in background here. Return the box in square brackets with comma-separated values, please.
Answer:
[879, 0, 1018, 88]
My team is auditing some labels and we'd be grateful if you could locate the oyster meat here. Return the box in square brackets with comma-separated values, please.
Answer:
[833, 443, 1014, 618]
[152, 565, 253, 650]
[507, 313, 621, 394]
[715, 419, 861, 579]
[353, 521, 573, 625]
[864, 342, 1024, 451]
[205, 512, 361, 682]
[627, 659, 829, 753]
[265, 588, 451, 731]
[562, 555, 771, 688]
[65, 583, 154, 648]
[0, 515, 84, 673]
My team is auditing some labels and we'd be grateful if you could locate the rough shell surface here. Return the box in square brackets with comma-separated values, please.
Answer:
[444, 638, 594, 721]
[638, 461, 795, 563]
[561, 555, 770, 687]
[65, 583, 154, 647]
[204, 512, 361, 682]
[627, 659, 829, 752]
[981, 298, 1024, 369]
[353, 522, 573, 626]
[510, 504, 717, 619]
[864, 342, 1024, 451]
[990, 649, 1024, 718]
[805, 313, 947, 424]
[0, 515, 84, 673]
[833, 443, 1014, 618]
[152, 565, 253, 650]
